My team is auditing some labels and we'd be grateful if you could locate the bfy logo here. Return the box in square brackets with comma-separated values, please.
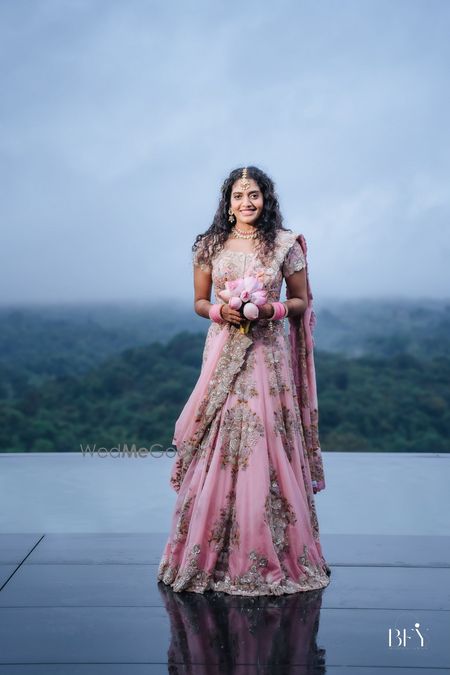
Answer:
[388, 620, 428, 649]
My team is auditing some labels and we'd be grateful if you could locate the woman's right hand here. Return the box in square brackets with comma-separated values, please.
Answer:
[220, 303, 243, 326]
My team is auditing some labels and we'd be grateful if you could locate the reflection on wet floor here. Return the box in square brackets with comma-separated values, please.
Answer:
[158, 580, 327, 672]
[0, 532, 449, 672]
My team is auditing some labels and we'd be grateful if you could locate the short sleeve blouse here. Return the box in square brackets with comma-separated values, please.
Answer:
[282, 239, 306, 277]
[192, 238, 212, 273]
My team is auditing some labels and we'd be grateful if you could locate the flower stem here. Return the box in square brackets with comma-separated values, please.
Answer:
[239, 319, 251, 334]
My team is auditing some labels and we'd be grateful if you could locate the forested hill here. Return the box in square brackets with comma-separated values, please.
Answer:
[315, 298, 450, 359]
[0, 299, 449, 453]
[0, 331, 204, 454]
[0, 299, 448, 401]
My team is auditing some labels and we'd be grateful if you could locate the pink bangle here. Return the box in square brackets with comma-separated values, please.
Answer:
[270, 301, 288, 320]
[209, 303, 225, 323]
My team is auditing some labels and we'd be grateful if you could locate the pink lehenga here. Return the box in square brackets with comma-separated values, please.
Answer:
[157, 229, 331, 596]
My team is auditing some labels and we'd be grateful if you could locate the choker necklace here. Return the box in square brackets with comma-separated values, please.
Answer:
[231, 225, 258, 240]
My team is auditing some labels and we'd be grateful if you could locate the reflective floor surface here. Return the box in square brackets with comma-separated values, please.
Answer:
[0, 532, 449, 673]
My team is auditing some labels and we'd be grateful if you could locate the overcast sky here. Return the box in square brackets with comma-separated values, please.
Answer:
[1, 0, 449, 305]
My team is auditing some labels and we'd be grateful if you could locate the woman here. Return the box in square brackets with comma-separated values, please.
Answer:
[157, 166, 331, 596]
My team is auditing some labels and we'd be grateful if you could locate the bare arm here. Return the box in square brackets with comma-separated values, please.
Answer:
[193, 266, 213, 319]
[193, 266, 243, 326]
[283, 267, 308, 318]
[257, 267, 308, 320]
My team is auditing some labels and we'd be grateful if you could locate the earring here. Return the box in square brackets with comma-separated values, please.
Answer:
[228, 207, 235, 223]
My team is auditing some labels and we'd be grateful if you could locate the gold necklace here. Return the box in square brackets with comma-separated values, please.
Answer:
[231, 226, 258, 239]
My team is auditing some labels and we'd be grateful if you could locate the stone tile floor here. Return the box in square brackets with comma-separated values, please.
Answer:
[0, 533, 449, 673]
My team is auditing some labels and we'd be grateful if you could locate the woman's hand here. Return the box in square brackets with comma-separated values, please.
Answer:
[220, 303, 243, 326]
[219, 302, 274, 325]
[255, 303, 274, 320]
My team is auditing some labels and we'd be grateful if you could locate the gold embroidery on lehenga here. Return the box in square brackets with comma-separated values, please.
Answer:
[158, 543, 331, 595]
[297, 543, 328, 580]
[234, 550, 269, 592]
[264, 465, 297, 555]
[172, 543, 208, 592]
[219, 401, 265, 471]
[173, 493, 194, 543]
[195, 330, 252, 423]
[273, 403, 303, 462]
[251, 315, 285, 340]
[170, 328, 253, 493]
[229, 346, 259, 400]
[208, 487, 241, 584]
[157, 557, 178, 584]
[158, 532, 331, 595]
[261, 332, 291, 397]
[208, 487, 240, 552]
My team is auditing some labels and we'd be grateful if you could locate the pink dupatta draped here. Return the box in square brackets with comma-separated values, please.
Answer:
[286, 234, 325, 493]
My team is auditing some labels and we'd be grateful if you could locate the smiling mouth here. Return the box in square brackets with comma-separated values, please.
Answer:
[241, 209, 256, 213]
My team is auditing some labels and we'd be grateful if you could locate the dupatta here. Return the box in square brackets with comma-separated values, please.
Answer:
[285, 234, 326, 493]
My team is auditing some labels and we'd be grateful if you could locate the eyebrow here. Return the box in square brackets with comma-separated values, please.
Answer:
[232, 188, 260, 194]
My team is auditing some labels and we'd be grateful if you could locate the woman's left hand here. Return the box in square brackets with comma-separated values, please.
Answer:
[255, 303, 274, 320]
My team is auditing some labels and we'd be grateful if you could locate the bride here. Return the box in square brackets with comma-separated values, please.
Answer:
[157, 165, 331, 596]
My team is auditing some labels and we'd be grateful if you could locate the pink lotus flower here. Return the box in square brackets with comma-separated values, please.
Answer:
[243, 302, 259, 320]
[229, 296, 242, 310]
[250, 290, 266, 306]
[218, 289, 232, 302]
[218, 274, 267, 334]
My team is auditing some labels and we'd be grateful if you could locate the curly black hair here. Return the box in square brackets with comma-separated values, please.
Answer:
[192, 165, 291, 269]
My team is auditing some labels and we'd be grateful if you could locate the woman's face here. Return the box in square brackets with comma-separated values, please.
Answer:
[229, 177, 264, 228]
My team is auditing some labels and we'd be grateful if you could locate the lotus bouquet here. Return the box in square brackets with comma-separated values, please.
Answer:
[218, 275, 267, 334]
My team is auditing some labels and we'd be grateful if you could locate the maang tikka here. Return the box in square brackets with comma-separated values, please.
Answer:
[240, 166, 250, 191]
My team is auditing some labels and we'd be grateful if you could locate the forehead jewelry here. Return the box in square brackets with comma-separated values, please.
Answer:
[240, 167, 250, 191]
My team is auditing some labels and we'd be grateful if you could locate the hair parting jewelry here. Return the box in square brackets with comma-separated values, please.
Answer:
[240, 166, 250, 191]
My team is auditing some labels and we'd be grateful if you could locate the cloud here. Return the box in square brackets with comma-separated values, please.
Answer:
[0, 0, 449, 303]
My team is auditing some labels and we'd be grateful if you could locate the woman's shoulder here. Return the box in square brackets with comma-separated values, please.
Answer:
[275, 229, 308, 276]
[275, 228, 303, 257]
[192, 234, 213, 271]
